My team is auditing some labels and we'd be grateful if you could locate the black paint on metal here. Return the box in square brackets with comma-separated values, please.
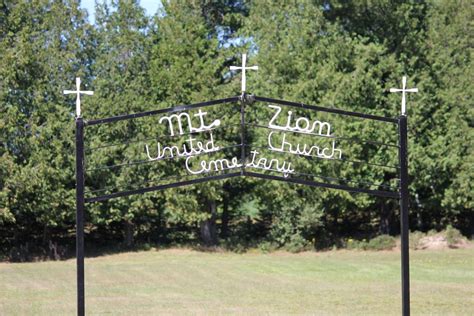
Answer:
[86, 97, 240, 126]
[86, 123, 241, 152]
[399, 115, 410, 316]
[76, 94, 410, 315]
[246, 144, 400, 171]
[246, 122, 400, 148]
[85, 172, 242, 203]
[75, 117, 85, 316]
[254, 96, 399, 124]
[85, 144, 243, 173]
[85, 170, 398, 204]
[244, 171, 399, 199]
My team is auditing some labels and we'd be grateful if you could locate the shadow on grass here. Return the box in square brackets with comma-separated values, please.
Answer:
[1, 240, 257, 263]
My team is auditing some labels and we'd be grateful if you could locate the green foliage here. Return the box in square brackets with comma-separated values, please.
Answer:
[346, 235, 396, 251]
[409, 231, 426, 250]
[410, 226, 466, 250]
[401, 0, 473, 236]
[0, 0, 92, 253]
[284, 234, 311, 253]
[0, 0, 472, 257]
[258, 241, 278, 253]
[346, 238, 366, 250]
[367, 235, 397, 251]
[445, 225, 464, 247]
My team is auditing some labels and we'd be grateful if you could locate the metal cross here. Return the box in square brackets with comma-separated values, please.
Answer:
[230, 53, 258, 93]
[390, 76, 418, 115]
[63, 77, 94, 118]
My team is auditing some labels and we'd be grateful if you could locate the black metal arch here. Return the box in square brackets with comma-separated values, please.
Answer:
[75, 94, 410, 316]
[84, 170, 400, 204]
[82, 95, 401, 203]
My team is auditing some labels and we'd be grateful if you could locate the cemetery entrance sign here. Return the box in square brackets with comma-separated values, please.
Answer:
[67, 56, 417, 316]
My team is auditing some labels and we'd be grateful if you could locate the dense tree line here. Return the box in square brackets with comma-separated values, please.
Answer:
[0, 0, 472, 260]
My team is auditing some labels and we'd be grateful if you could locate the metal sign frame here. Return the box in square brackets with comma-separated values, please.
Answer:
[75, 93, 411, 316]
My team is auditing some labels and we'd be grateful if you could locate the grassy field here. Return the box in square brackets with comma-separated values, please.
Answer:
[1, 248, 473, 315]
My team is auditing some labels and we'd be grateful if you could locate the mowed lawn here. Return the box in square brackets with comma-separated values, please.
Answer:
[1, 248, 473, 315]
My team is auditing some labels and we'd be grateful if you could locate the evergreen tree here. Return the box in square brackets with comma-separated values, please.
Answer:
[410, 0, 473, 233]
[0, 0, 93, 256]
[147, 1, 242, 246]
[240, 0, 404, 246]
[87, 0, 153, 246]
[0, 0, 472, 258]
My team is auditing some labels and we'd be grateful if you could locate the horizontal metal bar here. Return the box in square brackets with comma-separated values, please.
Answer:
[86, 123, 241, 151]
[86, 173, 183, 195]
[246, 144, 400, 171]
[86, 168, 399, 203]
[244, 171, 400, 199]
[291, 168, 399, 191]
[86, 97, 240, 126]
[247, 123, 400, 148]
[253, 96, 399, 124]
[85, 172, 242, 203]
[85, 164, 243, 195]
[85, 144, 242, 172]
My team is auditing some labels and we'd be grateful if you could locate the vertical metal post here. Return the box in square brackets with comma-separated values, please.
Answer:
[398, 115, 410, 316]
[75, 117, 85, 316]
[240, 93, 246, 175]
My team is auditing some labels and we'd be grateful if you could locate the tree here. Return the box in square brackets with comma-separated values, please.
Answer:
[147, 1, 249, 246]
[0, 0, 93, 257]
[87, 0, 153, 247]
[409, 0, 473, 234]
[239, 0, 405, 246]
[1, 0, 472, 258]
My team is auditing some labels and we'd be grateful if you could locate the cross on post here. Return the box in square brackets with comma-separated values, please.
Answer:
[63, 77, 94, 118]
[230, 53, 258, 93]
[390, 76, 418, 115]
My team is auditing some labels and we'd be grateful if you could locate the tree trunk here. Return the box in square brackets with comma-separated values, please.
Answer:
[200, 200, 218, 246]
[155, 207, 163, 243]
[379, 200, 391, 235]
[124, 220, 134, 247]
[221, 198, 229, 239]
[42, 225, 51, 246]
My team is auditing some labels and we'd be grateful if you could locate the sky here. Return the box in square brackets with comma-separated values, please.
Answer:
[80, 0, 162, 23]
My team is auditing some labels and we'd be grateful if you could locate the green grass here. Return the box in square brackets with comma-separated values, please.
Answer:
[1, 248, 473, 315]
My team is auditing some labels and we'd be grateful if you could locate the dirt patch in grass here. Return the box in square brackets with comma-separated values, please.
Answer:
[416, 234, 472, 250]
